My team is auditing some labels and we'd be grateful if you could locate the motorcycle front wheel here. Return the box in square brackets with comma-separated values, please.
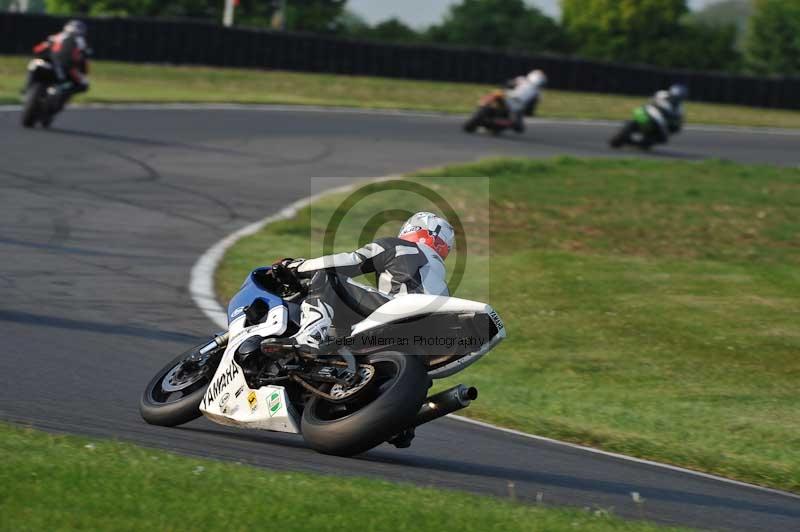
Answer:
[139, 342, 223, 427]
[21, 82, 43, 128]
[463, 107, 487, 133]
[610, 121, 636, 148]
[40, 112, 54, 128]
[301, 351, 429, 456]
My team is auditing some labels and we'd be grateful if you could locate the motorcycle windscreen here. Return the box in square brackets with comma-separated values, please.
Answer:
[227, 268, 285, 325]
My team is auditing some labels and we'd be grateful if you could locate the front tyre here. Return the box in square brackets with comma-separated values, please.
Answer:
[21, 83, 43, 128]
[463, 107, 487, 133]
[610, 121, 636, 148]
[139, 343, 222, 427]
[301, 351, 428, 456]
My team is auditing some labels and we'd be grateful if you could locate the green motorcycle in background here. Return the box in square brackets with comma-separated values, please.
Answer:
[610, 85, 687, 150]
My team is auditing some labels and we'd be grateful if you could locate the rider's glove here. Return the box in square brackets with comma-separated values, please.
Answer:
[271, 258, 306, 282]
[272, 257, 304, 272]
[270, 258, 305, 295]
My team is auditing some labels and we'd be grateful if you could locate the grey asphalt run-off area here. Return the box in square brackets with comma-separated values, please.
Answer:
[1, 105, 799, 531]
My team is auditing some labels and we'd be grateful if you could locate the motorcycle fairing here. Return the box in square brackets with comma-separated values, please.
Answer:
[26, 59, 58, 86]
[633, 106, 651, 126]
[349, 294, 490, 334]
[478, 89, 506, 107]
[200, 307, 301, 434]
[349, 294, 506, 379]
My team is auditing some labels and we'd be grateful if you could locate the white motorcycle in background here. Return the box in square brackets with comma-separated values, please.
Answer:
[140, 266, 505, 456]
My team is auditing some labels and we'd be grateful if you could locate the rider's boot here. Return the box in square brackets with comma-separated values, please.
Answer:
[292, 298, 334, 352]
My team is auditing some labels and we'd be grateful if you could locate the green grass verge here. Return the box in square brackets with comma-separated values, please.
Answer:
[3, 55, 800, 128]
[0, 423, 685, 531]
[216, 158, 800, 493]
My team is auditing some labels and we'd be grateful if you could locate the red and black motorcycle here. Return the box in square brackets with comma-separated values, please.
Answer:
[20, 58, 61, 128]
[463, 89, 537, 134]
[463, 90, 514, 134]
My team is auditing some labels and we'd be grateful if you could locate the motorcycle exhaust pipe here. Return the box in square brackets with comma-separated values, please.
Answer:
[413, 384, 478, 428]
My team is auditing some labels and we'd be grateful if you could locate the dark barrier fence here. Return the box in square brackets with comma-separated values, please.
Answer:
[2, 12, 799, 109]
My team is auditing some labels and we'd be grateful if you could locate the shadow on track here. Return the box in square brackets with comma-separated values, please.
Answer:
[178, 422, 800, 519]
[616, 147, 708, 160]
[0, 309, 203, 344]
[465, 130, 706, 161]
[0, 235, 152, 258]
[363, 452, 800, 518]
[44, 127, 248, 156]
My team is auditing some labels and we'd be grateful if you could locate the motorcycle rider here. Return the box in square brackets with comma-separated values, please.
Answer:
[272, 211, 454, 449]
[643, 84, 687, 146]
[504, 69, 547, 133]
[272, 211, 455, 351]
[27, 20, 91, 110]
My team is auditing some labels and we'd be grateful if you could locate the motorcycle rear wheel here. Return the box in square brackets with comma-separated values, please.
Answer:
[21, 83, 43, 128]
[139, 343, 223, 427]
[301, 351, 428, 456]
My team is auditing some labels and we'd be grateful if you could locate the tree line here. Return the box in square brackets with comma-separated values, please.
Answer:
[35, 0, 800, 76]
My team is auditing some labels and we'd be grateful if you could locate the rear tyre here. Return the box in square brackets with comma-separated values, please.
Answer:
[301, 351, 429, 456]
[139, 343, 223, 427]
[21, 83, 43, 128]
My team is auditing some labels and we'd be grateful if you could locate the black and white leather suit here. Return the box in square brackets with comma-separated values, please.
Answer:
[646, 93, 684, 143]
[288, 236, 448, 333]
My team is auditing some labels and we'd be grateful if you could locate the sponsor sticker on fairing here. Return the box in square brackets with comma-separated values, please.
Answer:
[489, 309, 504, 331]
[218, 392, 230, 408]
[268, 391, 281, 417]
[204, 362, 240, 406]
[247, 391, 258, 412]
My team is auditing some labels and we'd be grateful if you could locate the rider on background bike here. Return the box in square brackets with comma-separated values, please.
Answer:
[28, 19, 91, 110]
[504, 69, 547, 133]
[271, 211, 455, 351]
[645, 84, 687, 145]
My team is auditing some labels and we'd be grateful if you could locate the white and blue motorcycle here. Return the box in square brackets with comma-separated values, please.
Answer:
[140, 266, 505, 456]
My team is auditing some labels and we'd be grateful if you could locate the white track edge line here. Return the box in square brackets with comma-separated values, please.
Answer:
[449, 414, 800, 500]
[188, 173, 800, 502]
[2, 102, 800, 136]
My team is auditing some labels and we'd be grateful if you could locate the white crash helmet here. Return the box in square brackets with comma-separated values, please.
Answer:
[655, 90, 671, 103]
[64, 20, 87, 36]
[398, 212, 455, 260]
[669, 84, 688, 103]
[527, 69, 547, 86]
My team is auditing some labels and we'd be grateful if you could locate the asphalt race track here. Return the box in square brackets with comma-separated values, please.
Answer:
[2, 106, 799, 531]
